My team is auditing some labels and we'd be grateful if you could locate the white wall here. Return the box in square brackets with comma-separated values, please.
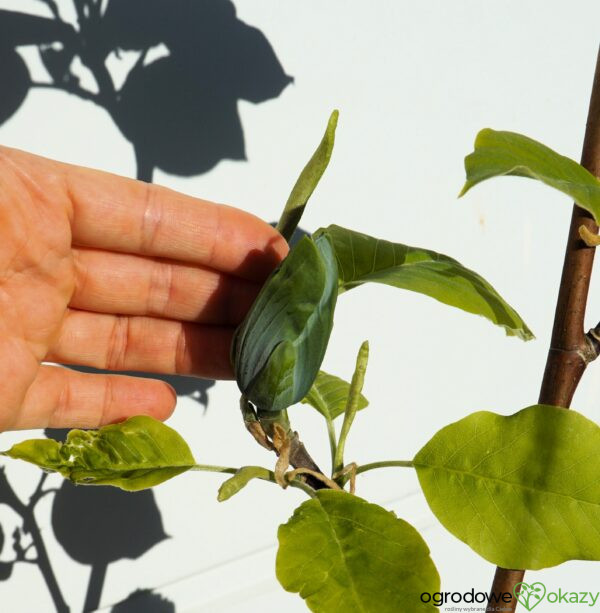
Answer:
[1, 1, 600, 611]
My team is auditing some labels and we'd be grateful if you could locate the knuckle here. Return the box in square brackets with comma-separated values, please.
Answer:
[106, 316, 130, 370]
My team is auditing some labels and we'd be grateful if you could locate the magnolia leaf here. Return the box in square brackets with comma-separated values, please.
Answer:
[300, 370, 369, 420]
[217, 466, 272, 502]
[2, 416, 195, 491]
[414, 405, 600, 569]
[277, 490, 439, 612]
[232, 233, 338, 412]
[316, 224, 532, 340]
[459, 129, 600, 223]
[277, 110, 339, 242]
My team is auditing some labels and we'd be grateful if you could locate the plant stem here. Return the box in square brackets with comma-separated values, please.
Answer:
[333, 341, 369, 476]
[254, 406, 327, 490]
[355, 460, 414, 475]
[488, 46, 600, 613]
[190, 465, 238, 475]
[192, 463, 316, 498]
[326, 417, 337, 473]
[338, 460, 413, 486]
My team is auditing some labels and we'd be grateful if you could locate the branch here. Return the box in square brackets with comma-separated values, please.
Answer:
[488, 45, 600, 612]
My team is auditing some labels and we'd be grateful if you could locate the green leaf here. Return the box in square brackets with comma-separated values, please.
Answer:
[232, 233, 338, 412]
[277, 490, 439, 612]
[301, 370, 369, 420]
[217, 466, 272, 502]
[414, 404, 600, 570]
[316, 224, 533, 341]
[277, 110, 339, 242]
[459, 128, 600, 223]
[1, 416, 195, 491]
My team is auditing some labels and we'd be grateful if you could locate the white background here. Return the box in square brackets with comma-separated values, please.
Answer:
[1, 1, 600, 612]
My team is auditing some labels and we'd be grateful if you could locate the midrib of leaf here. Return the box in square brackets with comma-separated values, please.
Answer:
[319, 504, 368, 613]
[307, 385, 331, 419]
[420, 462, 600, 510]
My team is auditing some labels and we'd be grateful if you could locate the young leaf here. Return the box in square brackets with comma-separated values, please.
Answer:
[232, 233, 338, 412]
[459, 129, 600, 223]
[414, 404, 600, 569]
[1, 416, 195, 491]
[217, 466, 272, 502]
[277, 110, 339, 242]
[300, 370, 369, 420]
[316, 224, 533, 340]
[276, 490, 439, 612]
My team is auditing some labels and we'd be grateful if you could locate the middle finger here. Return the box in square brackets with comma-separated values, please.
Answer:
[70, 247, 260, 325]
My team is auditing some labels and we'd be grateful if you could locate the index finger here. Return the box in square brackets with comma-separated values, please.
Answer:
[63, 157, 289, 281]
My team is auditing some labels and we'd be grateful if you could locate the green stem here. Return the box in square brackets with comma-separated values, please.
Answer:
[191, 464, 316, 498]
[289, 478, 318, 499]
[356, 460, 414, 475]
[333, 341, 369, 475]
[326, 417, 337, 473]
[190, 465, 238, 475]
[340, 460, 414, 486]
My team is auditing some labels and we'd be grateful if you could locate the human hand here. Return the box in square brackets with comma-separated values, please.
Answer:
[0, 146, 288, 431]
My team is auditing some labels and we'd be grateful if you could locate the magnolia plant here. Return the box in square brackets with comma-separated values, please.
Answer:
[5, 107, 600, 612]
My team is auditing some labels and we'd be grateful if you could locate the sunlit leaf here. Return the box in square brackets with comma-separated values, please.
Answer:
[1, 416, 195, 491]
[277, 110, 339, 242]
[414, 405, 600, 569]
[276, 490, 439, 612]
[232, 233, 338, 412]
[316, 224, 533, 340]
[300, 370, 368, 420]
[459, 128, 600, 223]
[217, 466, 272, 502]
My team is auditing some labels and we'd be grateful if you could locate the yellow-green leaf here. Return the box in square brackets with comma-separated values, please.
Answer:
[414, 405, 600, 569]
[2, 416, 195, 491]
[460, 128, 600, 223]
[300, 370, 369, 420]
[316, 224, 533, 341]
[276, 490, 439, 612]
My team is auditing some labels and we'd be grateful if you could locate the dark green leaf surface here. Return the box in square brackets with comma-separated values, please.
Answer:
[414, 405, 600, 569]
[300, 370, 369, 420]
[277, 110, 339, 242]
[459, 129, 600, 223]
[316, 224, 532, 340]
[232, 233, 338, 412]
[2, 416, 195, 491]
[217, 466, 272, 502]
[277, 490, 439, 612]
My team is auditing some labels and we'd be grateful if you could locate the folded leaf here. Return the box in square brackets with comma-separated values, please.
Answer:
[2, 416, 195, 491]
[459, 128, 600, 223]
[217, 466, 272, 502]
[300, 370, 369, 420]
[414, 405, 600, 569]
[277, 110, 339, 242]
[276, 490, 439, 612]
[232, 233, 338, 412]
[316, 224, 532, 340]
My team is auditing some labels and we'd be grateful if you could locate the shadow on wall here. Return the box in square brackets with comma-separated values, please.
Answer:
[110, 589, 175, 613]
[0, 0, 292, 181]
[0, 2, 292, 611]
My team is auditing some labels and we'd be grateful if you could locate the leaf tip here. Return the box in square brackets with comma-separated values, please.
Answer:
[457, 181, 472, 199]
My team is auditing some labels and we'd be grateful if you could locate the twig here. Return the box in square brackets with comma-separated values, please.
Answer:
[488, 45, 600, 612]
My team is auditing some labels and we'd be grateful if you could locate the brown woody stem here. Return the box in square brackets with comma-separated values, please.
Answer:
[488, 46, 600, 612]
